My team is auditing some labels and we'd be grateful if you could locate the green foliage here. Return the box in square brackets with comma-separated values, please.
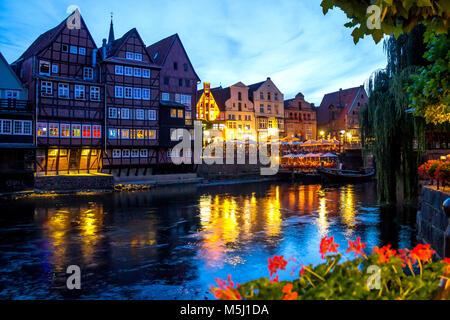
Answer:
[407, 31, 450, 124]
[359, 27, 428, 204]
[235, 253, 447, 300]
[320, 0, 450, 44]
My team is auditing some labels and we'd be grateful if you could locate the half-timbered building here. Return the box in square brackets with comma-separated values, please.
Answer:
[13, 10, 104, 175]
[147, 34, 200, 168]
[100, 22, 161, 177]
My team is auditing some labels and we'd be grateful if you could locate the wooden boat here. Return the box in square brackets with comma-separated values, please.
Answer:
[317, 168, 375, 183]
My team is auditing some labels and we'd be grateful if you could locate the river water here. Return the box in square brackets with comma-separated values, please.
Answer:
[0, 181, 417, 299]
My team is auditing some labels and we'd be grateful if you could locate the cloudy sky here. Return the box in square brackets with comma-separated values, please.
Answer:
[0, 0, 387, 104]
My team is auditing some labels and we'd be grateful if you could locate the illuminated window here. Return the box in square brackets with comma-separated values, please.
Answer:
[136, 109, 145, 120]
[93, 125, 101, 138]
[134, 68, 141, 77]
[112, 149, 121, 158]
[120, 108, 130, 119]
[75, 85, 85, 100]
[178, 110, 184, 118]
[60, 124, 70, 138]
[108, 107, 117, 119]
[185, 111, 191, 120]
[135, 53, 142, 61]
[90, 87, 100, 101]
[124, 67, 133, 76]
[121, 129, 130, 139]
[82, 125, 91, 138]
[170, 109, 177, 118]
[122, 149, 130, 158]
[142, 69, 150, 78]
[131, 149, 139, 158]
[6, 91, 18, 99]
[148, 130, 156, 140]
[71, 124, 81, 137]
[136, 129, 144, 139]
[133, 88, 141, 100]
[70, 46, 78, 54]
[115, 65, 123, 75]
[126, 52, 134, 60]
[41, 81, 53, 96]
[162, 92, 170, 101]
[78, 47, 86, 55]
[124, 87, 133, 99]
[114, 86, 123, 98]
[39, 61, 50, 75]
[52, 64, 58, 74]
[13, 120, 22, 135]
[108, 128, 118, 139]
[142, 89, 150, 100]
[36, 123, 46, 137]
[83, 67, 93, 80]
[148, 110, 157, 120]
[49, 123, 59, 137]
[23, 121, 32, 135]
[140, 149, 148, 158]
[58, 83, 69, 98]
[181, 94, 191, 108]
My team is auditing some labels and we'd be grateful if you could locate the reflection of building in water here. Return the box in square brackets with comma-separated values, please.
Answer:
[35, 202, 105, 270]
[198, 186, 283, 267]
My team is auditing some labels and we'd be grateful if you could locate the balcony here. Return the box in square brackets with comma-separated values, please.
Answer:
[0, 99, 32, 113]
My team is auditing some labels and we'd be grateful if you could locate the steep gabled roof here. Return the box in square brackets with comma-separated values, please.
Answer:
[16, 19, 66, 62]
[147, 34, 176, 65]
[105, 28, 159, 67]
[210, 87, 231, 112]
[147, 33, 200, 82]
[317, 86, 364, 124]
[247, 81, 265, 101]
[16, 10, 96, 63]
[0, 52, 25, 89]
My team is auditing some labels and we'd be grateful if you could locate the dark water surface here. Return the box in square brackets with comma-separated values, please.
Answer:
[0, 181, 416, 299]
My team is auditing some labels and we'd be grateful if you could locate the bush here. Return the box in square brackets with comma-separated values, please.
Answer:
[211, 236, 450, 300]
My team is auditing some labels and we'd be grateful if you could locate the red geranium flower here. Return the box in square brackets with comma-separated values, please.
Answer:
[211, 274, 241, 300]
[442, 258, 450, 274]
[268, 255, 288, 277]
[282, 283, 298, 300]
[398, 248, 413, 267]
[346, 237, 367, 258]
[410, 244, 435, 264]
[373, 245, 397, 264]
[320, 236, 340, 259]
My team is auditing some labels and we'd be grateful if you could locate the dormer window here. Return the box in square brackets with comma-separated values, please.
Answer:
[39, 61, 50, 75]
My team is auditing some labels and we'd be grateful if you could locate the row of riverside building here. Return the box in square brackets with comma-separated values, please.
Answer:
[0, 10, 369, 191]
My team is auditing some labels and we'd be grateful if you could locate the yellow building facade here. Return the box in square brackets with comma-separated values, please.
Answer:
[248, 77, 284, 140]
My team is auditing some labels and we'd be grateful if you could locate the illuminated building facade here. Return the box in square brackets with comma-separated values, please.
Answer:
[248, 77, 284, 140]
[147, 34, 200, 166]
[284, 92, 317, 140]
[317, 86, 368, 143]
[100, 22, 161, 175]
[13, 11, 104, 175]
[208, 82, 257, 141]
[196, 83, 221, 123]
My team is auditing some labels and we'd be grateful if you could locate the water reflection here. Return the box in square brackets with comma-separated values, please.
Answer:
[0, 181, 416, 299]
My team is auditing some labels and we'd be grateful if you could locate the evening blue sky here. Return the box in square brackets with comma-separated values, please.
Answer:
[0, 0, 386, 104]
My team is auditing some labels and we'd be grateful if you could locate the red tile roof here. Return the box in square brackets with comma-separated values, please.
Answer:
[317, 86, 365, 124]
